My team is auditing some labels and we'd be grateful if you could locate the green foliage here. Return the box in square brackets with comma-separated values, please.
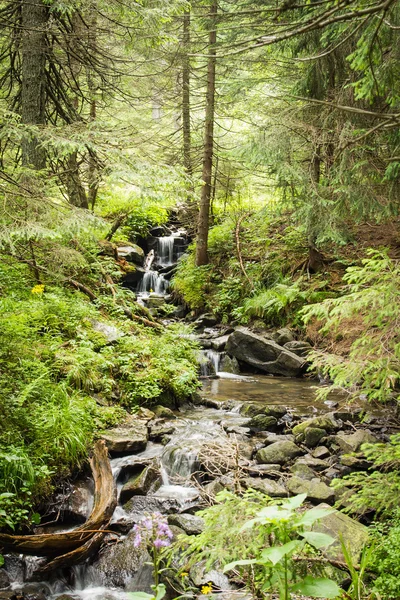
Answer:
[302, 249, 400, 403]
[332, 434, 400, 517]
[171, 251, 211, 311]
[370, 510, 400, 598]
[174, 491, 341, 600]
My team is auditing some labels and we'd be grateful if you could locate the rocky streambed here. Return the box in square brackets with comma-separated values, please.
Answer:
[0, 368, 396, 600]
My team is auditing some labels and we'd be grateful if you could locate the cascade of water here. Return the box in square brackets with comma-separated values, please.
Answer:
[156, 236, 175, 266]
[199, 349, 226, 376]
[136, 271, 168, 295]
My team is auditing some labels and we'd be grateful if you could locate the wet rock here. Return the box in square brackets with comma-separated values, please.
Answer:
[283, 341, 312, 357]
[312, 446, 330, 459]
[333, 430, 378, 453]
[124, 491, 201, 517]
[0, 593, 16, 600]
[147, 295, 166, 309]
[125, 563, 154, 595]
[117, 244, 144, 265]
[256, 441, 303, 465]
[260, 433, 295, 445]
[323, 467, 342, 482]
[90, 530, 150, 587]
[292, 413, 341, 436]
[149, 419, 177, 441]
[287, 476, 335, 504]
[101, 417, 148, 454]
[275, 328, 295, 345]
[247, 415, 278, 432]
[0, 571, 10, 590]
[190, 564, 232, 590]
[219, 355, 240, 374]
[119, 464, 160, 503]
[153, 406, 176, 419]
[54, 595, 80, 600]
[210, 335, 230, 351]
[289, 462, 316, 481]
[312, 503, 369, 562]
[194, 314, 218, 329]
[173, 305, 187, 319]
[295, 455, 329, 472]
[240, 403, 265, 417]
[90, 320, 124, 344]
[245, 464, 282, 477]
[19, 583, 50, 600]
[3, 555, 25, 584]
[168, 514, 205, 535]
[60, 477, 94, 523]
[242, 477, 287, 498]
[203, 479, 225, 498]
[226, 328, 306, 377]
[300, 427, 327, 449]
[340, 455, 372, 471]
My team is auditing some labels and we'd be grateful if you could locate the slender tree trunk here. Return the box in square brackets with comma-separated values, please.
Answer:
[196, 0, 217, 267]
[87, 8, 99, 210]
[21, 0, 47, 169]
[182, 9, 192, 178]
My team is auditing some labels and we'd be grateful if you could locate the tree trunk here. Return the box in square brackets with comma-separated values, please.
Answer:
[87, 8, 99, 210]
[21, 0, 47, 169]
[196, 0, 217, 267]
[182, 9, 192, 179]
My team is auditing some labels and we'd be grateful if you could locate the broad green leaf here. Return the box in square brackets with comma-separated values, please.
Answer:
[260, 540, 303, 565]
[291, 576, 341, 598]
[128, 593, 154, 600]
[295, 507, 335, 527]
[31, 512, 41, 525]
[154, 584, 166, 600]
[282, 493, 307, 510]
[223, 558, 258, 572]
[300, 531, 335, 549]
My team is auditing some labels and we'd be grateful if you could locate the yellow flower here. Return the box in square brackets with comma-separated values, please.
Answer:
[201, 583, 213, 595]
[31, 284, 45, 295]
[180, 572, 189, 578]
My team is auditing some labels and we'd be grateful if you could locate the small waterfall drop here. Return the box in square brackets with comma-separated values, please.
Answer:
[156, 236, 174, 267]
[136, 270, 168, 296]
[200, 349, 226, 376]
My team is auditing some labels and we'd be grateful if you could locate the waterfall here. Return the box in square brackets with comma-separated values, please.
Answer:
[137, 271, 168, 295]
[156, 236, 175, 266]
[200, 350, 225, 376]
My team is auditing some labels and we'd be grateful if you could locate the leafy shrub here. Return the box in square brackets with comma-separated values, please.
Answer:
[302, 249, 400, 403]
[370, 510, 400, 598]
[171, 251, 211, 311]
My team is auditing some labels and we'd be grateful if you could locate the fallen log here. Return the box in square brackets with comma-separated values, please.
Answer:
[0, 440, 117, 557]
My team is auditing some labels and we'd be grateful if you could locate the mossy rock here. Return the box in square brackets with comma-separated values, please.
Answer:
[256, 441, 303, 465]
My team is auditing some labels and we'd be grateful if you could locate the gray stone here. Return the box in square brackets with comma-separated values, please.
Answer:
[119, 464, 160, 503]
[62, 477, 94, 523]
[101, 417, 148, 454]
[302, 427, 327, 448]
[194, 314, 218, 328]
[153, 405, 176, 419]
[0, 593, 14, 600]
[210, 335, 230, 351]
[203, 479, 225, 498]
[19, 583, 51, 600]
[242, 477, 287, 498]
[295, 455, 329, 471]
[190, 565, 232, 590]
[292, 413, 341, 436]
[287, 476, 335, 504]
[256, 441, 303, 465]
[240, 403, 265, 417]
[246, 464, 282, 477]
[168, 514, 205, 535]
[312, 503, 370, 563]
[219, 355, 240, 374]
[275, 328, 295, 345]
[289, 462, 316, 481]
[54, 595, 80, 600]
[247, 415, 278, 432]
[226, 328, 306, 377]
[117, 244, 145, 265]
[91, 320, 124, 344]
[340, 455, 372, 471]
[312, 446, 330, 459]
[333, 429, 378, 453]
[0, 571, 9, 590]
[149, 419, 177, 441]
[283, 340, 313, 357]
[261, 433, 295, 445]
[146, 295, 165, 308]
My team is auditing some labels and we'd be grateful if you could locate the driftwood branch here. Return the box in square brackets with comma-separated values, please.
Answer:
[235, 212, 253, 289]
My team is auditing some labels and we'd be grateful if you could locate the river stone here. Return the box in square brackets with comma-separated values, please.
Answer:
[101, 418, 148, 454]
[219, 355, 240, 374]
[210, 335, 230, 351]
[256, 441, 303, 465]
[242, 477, 287, 498]
[61, 476, 94, 523]
[19, 583, 50, 600]
[146, 295, 165, 308]
[0, 572, 9, 590]
[240, 403, 265, 417]
[125, 563, 154, 596]
[247, 415, 278, 432]
[312, 446, 330, 459]
[148, 419, 177, 441]
[283, 340, 312, 357]
[168, 514, 205, 535]
[340, 455, 372, 470]
[119, 464, 160, 503]
[292, 413, 341, 436]
[333, 429, 378, 453]
[289, 462, 316, 481]
[0, 593, 14, 599]
[226, 328, 306, 377]
[124, 491, 201, 517]
[261, 433, 295, 445]
[301, 427, 327, 448]
[190, 565, 232, 590]
[295, 455, 329, 471]
[117, 244, 144, 265]
[287, 476, 335, 504]
[194, 314, 218, 328]
[153, 405, 176, 419]
[275, 328, 295, 345]
[312, 503, 369, 562]
[90, 531, 150, 587]
[54, 595, 80, 600]
[246, 464, 282, 477]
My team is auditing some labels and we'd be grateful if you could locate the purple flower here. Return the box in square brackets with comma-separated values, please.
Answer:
[132, 513, 174, 551]
[133, 532, 142, 548]
[154, 538, 171, 549]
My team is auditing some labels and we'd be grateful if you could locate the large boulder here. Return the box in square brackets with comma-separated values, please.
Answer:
[242, 477, 287, 498]
[168, 514, 205, 535]
[292, 413, 341, 436]
[119, 464, 160, 503]
[101, 415, 148, 454]
[312, 503, 369, 563]
[332, 429, 378, 453]
[117, 244, 145, 265]
[284, 341, 313, 357]
[287, 476, 335, 504]
[256, 441, 303, 465]
[225, 328, 306, 377]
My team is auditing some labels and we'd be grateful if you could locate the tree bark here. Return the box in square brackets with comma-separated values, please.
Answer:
[21, 0, 47, 169]
[195, 0, 217, 267]
[182, 9, 192, 179]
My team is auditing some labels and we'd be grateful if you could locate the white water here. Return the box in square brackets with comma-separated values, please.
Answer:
[199, 349, 226, 376]
[156, 235, 175, 267]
